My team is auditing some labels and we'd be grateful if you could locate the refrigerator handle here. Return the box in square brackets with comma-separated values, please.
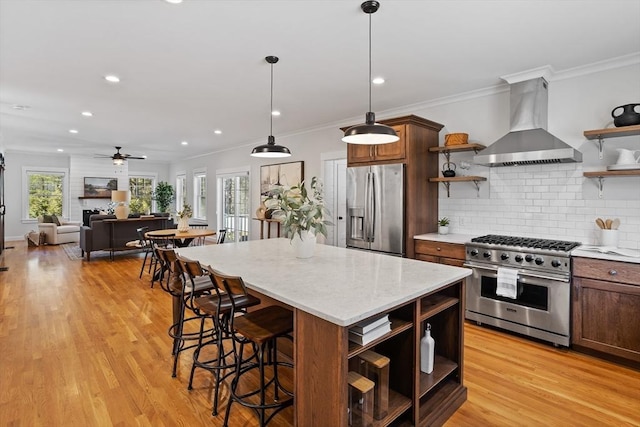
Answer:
[367, 172, 376, 242]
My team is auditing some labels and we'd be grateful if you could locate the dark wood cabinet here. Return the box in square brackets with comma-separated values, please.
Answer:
[346, 125, 407, 164]
[572, 257, 640, 367]
[414, 240, 466, 267]
[342, 115, 444, 259]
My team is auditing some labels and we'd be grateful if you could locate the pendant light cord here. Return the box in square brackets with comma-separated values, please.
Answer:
[368, 11, 372, 113]
[270, 61, 274, 138]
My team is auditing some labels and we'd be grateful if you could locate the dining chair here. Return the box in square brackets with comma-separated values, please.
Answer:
[216, 229, 227, 244]
[147, 232, 175, 287]
[124, 226, 152, 278]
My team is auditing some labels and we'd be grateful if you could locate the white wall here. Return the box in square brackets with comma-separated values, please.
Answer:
[431, 64, 640, 249]
[169, 128, 348, 240]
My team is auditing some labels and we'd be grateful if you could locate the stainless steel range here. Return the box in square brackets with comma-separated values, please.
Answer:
[464, 234, 581, 347]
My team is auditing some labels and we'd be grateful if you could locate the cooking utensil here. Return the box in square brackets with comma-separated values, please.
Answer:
[596, 218, 606, 229]
[605, 219, 613, 229]
[611, 218, 620, 230]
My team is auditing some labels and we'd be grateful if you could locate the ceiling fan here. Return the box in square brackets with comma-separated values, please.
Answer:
[96, 146, 145, 165]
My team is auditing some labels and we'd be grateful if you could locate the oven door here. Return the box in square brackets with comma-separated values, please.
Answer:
[464, 263, 570, 345]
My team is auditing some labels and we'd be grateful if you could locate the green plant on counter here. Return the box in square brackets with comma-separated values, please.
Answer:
[264, 177, 332, 240]
[152, 181, 175, 213]
[438, 217, 450, 227]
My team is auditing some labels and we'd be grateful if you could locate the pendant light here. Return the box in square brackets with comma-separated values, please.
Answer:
[251, 56, 292, 158]
[343, 1, 399, 145]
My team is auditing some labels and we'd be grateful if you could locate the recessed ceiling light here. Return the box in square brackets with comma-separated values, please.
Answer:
[12, 104, 31, 110]
[214, 130, 222, 135]
[81, 111, 93, 117]
[57, 148, 64, 152]
[104, 75, 120, 83]
[271, 110, 281, 116]
[181, 141, 188, 146]
[165, 0, 183, 3]
[372, 77, 385, 85]
[69, 129, 78, 134]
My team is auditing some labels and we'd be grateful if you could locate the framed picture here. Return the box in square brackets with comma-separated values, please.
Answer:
[84, 177, 118, 198]
[260, 161, 304, 200]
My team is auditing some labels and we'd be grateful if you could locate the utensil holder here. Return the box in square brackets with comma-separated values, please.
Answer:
[600, 229, 619, 248]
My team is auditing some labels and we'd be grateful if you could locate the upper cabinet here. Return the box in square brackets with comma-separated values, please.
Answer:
[346, 125, 406, 164]
[342, 115, 442, 166]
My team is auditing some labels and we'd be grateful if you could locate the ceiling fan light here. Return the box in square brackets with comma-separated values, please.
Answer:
[113, 158, 125, 166]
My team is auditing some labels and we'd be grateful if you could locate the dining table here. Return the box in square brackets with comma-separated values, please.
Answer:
[146, 228, 216, 248]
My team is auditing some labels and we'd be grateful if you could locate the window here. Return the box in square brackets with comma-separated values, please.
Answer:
[193, 170, 207, 219]
[217, 169, 250, 243]
[175, 173, 186, 213]
[22, 167, 69, 220]
[129, 175, 155, 214]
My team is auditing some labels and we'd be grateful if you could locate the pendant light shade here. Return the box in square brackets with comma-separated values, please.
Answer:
[251, 56, 292, 158]
[342, 1, 398, 145]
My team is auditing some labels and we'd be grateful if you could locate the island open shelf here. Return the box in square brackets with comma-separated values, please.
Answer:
[175, 239, 470, 426]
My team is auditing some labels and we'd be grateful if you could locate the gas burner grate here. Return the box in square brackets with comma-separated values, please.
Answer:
[471, 234, 581, 252]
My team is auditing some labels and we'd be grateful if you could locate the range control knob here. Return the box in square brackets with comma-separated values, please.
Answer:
[483, 251, 492, 259]
[470, 249, 479, 256]
[525, 254, 534, 262]
[501, 253, 510, 260]
[515, 255, 523, 262]
[551, 260, 562, 268]
[535, 257, 544, 265]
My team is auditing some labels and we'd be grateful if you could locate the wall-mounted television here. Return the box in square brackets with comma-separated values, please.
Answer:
[83, 177, 117, 198]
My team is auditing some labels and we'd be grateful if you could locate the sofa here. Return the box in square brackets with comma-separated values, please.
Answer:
[79, 214, 170, 261]
[38, 215, 81, 245]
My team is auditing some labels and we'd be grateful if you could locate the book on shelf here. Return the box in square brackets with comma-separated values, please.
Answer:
[350, 314, 390, 335]
[348, 321, 392, 346]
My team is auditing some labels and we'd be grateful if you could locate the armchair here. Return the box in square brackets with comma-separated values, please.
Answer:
[38, 216, 81, 245]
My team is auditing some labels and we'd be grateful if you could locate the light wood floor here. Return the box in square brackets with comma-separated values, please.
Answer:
[0, 241, 638, 426]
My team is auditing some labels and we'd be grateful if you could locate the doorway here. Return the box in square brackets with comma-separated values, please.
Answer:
[322, 156, 347, 248]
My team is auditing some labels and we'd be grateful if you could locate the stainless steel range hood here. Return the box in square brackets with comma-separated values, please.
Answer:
[474, 77, 582, 167]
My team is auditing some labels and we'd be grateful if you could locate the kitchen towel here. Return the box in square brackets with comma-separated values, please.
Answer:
[496, 267, 519, 299]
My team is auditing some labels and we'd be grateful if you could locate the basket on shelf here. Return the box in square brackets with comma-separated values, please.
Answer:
[444, 133, 469, 146]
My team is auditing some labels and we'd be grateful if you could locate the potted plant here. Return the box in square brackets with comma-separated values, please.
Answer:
[438, 217, 450, 235]
[152, 181, 175, 213]
[265, 177, 332, 258]
[176, 203, 193, 232]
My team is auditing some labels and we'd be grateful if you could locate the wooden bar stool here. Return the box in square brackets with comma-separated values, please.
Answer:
[168, 254, 215, 378]
[213, 270, 294, 427]
[187, 265, 261, 416]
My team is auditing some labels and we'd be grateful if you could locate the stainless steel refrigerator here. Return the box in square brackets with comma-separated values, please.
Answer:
[346, 163, 404, 256]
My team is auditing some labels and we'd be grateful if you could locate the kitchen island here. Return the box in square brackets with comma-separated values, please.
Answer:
[177, 238, 471, 426]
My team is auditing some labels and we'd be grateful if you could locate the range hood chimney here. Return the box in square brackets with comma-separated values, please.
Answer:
[474, 75, 582, 167]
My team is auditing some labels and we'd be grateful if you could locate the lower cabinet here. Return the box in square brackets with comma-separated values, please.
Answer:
[414, 239, 466, 267]
[345, 281, 466, 426]
[572, 257, 640, 367]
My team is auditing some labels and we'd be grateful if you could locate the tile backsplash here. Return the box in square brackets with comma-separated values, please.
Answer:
[439, 163, 640, 249]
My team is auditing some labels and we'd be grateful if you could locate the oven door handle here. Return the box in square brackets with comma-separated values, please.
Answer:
[463, 263, 570, 283]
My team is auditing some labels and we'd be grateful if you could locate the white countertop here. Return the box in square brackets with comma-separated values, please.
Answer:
[414, 233, 477, 245]
[176, 239, 471, 327]
[571, 247, 640, 264]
